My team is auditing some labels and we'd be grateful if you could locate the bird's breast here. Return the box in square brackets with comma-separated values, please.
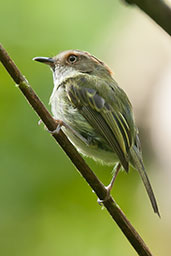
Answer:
[49, 84, 118, 165]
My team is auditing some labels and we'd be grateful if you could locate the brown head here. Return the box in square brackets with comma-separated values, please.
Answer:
[33, 50, 113, 77]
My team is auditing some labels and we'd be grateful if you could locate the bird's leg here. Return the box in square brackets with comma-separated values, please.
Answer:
[49, 119, 90, 146]
[106, 162, 121, 192]
[98, 163, 121, 204]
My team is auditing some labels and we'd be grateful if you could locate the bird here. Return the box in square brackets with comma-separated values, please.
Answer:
[33, 49, 160, 216]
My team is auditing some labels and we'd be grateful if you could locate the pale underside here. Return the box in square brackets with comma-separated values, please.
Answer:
[50, 83, 118, 166]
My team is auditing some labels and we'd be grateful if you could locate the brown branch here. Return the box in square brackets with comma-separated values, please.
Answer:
[0, 44, 154, 256]
[124, 0, 171, 35]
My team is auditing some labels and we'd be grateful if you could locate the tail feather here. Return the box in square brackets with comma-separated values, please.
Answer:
[130, 146, 160, 217]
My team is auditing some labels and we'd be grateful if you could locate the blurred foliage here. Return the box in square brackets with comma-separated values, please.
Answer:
[0, 0, 169, 256]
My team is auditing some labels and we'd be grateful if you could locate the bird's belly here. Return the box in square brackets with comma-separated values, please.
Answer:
[50, 88, 118, 165]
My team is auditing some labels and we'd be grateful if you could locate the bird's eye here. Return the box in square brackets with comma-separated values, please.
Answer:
[67, 55, 78, 64]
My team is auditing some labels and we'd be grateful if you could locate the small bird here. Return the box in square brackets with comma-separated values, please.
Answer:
[34, 50, 160, 216]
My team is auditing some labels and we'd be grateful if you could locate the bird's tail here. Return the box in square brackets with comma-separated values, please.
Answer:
[130, 146, 160, 217]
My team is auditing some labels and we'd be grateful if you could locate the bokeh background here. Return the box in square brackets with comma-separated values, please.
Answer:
[0, 0, 171, 255]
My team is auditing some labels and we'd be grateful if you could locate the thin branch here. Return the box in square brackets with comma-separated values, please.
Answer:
[124, 0, 171, 35]
[0, 44, 153, 256]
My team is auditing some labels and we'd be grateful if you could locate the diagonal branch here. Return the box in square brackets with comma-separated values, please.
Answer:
[0, 44, 153, 256]
[124, 0, 171, 35]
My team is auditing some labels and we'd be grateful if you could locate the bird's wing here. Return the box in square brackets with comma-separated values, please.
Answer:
[66, 81, 133, 171]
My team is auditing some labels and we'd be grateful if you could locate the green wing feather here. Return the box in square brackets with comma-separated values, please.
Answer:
[66, 77, 134, 171]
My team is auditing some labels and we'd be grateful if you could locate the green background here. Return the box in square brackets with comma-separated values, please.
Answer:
[0, 0, 170, 255]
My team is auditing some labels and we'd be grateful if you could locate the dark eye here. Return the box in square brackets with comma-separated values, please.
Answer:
[67, 55, 78, 64]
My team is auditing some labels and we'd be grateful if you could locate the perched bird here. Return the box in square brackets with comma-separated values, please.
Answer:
[34, 50, 160, 216]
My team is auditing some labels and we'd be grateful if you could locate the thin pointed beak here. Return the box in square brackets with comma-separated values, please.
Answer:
[33, 57, 55, 65]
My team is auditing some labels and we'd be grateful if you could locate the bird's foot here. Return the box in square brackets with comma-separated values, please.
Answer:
[37, 118, 63, 134]
[49, 120, 64, 134]
[97, 184, 113, 205]
[97, 163, 121, 205]
[48, 119, 90, 146]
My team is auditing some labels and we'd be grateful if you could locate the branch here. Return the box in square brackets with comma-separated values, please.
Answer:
[0, 44, 153, 256]
[124, 0, 171, 35]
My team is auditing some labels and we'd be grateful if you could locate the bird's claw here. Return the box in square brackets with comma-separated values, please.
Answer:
[97, 185, 112, 205]
[48, 120, 64, 134]
[38, 119, 43, 125]
[37, 118, 63, 134]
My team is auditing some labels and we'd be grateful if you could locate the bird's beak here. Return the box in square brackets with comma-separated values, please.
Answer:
[33, 57, 55, 66]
